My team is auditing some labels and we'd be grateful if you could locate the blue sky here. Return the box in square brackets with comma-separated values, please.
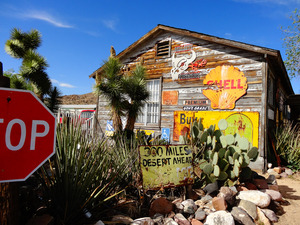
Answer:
[0, 0, 299, 96]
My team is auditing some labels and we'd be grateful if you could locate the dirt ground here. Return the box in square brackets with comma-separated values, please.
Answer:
[276, 173, 300, 225]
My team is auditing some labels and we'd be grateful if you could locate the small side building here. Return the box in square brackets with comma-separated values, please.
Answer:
[89, 25, 295, 170]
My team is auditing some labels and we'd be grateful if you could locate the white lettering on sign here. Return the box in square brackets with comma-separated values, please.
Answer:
[0, 119, 50, 151]
[6, 119, 26, 151]
[31, 120, 49, 150]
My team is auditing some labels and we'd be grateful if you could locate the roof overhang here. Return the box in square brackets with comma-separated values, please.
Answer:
[88, 24, 294, 95]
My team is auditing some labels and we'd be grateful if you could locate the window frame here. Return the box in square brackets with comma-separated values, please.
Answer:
[136, 78, 162, 127]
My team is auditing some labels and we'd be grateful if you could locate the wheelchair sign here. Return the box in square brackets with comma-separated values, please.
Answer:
[161, 128, 170, 142]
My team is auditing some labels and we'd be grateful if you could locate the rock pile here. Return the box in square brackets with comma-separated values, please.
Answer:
[267, 166, 293, 179]
[106, 170, 289, 225]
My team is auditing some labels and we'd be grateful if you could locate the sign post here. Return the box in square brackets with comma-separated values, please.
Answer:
[0, 88, 56, 183]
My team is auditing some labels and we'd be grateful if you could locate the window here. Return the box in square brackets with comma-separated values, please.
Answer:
[156, 40, 171, 57]
[137, 79, 161, 125]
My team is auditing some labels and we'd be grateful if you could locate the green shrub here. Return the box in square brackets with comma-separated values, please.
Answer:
[275, 122, 300, 170]
[38, 122, 132, 225]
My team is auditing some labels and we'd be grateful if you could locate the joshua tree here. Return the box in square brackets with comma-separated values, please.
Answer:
[95, 56, 125, 133]
[5, 28, 51, 100]
[123, 64, 149, 134]
[95, 52, 149, 135]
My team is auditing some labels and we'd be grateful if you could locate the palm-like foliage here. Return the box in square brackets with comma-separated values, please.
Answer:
[39, 122, 131, 225]
[95, 56, 149, 135]
[123, 65, 149, 132]
[5, 28, 41, 59]
[95, 57, 126, 133]
[5, 28, 51, 99]
[44, 86, 62, 113]
[3, 70, 33, 91]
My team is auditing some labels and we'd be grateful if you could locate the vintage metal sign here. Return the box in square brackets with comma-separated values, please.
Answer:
[139, 145, 193, 189]
[171, 44, 207, 81]
[162, 90, 178, 105]
[173, 111, 259, 148]
[183, 106, 208, 111]
[183, 100, 208, 105]
[203, 65, 248, 109]
[161, 128, 170, 142]
[105, 120, 114, 136]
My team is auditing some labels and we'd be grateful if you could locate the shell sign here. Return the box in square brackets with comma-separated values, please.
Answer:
[203, 65, 247, 109]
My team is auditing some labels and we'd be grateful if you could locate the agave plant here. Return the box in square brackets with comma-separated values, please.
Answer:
[38, 122, 132, 224]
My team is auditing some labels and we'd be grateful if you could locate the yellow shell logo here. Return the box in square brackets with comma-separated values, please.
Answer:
[203, 65, 247, 109]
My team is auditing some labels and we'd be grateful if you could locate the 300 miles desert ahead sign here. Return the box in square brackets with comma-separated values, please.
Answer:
[139, 145, 193, 189]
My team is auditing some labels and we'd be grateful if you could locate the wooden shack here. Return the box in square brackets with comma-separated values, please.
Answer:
[89, 25, 295, 170]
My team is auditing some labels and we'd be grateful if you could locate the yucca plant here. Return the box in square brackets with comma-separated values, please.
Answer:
[38, 122, 131, 225]
[275, 121, 300, 170]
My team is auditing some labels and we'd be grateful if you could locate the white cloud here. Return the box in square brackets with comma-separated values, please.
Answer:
[102, 18, 118, 31]
[0, 5, 74, 28]
[21, 10, 73, 28]
[51, 79, 76, 88]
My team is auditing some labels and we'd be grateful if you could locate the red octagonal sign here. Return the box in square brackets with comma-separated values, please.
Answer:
[0, 88, 56, 182]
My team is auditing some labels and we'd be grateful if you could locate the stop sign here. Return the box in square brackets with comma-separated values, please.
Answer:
[0, 88, 56, 182]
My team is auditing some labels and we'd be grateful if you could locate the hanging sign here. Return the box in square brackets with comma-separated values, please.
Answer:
[203, 65, 247, 109]
[139, 145, 193, 189]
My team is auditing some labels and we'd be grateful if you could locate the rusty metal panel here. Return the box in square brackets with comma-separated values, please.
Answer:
[162, 90, 178, 105]
[139, 145, 193, 190]
[173, 111, 259, 147]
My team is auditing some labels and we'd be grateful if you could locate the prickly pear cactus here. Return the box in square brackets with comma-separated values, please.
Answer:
[185, 118, 259, 187]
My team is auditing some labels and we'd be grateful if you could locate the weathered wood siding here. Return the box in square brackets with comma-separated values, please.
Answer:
[96, 32, 266, 165]
[119, 33, 264, 145]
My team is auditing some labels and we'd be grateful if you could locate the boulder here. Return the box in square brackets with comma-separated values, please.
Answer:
[204, 211, 234, 225]
[203, 182, 218, 195]
[285, 168, 293, 176]
[266, 174, 277, 185]
[174, 213, 190, 225]
[261, 209, 278, 222]
[149, 197, 174, 216]
[245, 182, 258, 190]
[231, 207, 255, 225]
[256, 207, 271, 225]
[131, 217, 154, 225]
[191, 219, 203, 225]
[111, 215, 133, 224]
[195, 208, 206, 221]
[260, 189, 283, 201]
[237, 190, 271, 208]
[164, 218, 179, 225]
[199, 195, 213, 204]
[218, 186, 236, 205]
[182, 199, 197, 214]
[237, 199, 257, 220]
[273, 167, 282, 174]
[212, 196, 227, 211]
[252, 178, 269, 189]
